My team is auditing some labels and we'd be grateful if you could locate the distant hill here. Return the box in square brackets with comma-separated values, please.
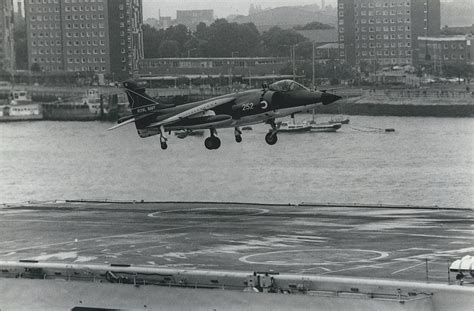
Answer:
[229, 6, 337, 33]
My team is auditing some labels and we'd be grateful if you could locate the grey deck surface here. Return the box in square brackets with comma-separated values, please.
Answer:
[0, 201, 472, 283]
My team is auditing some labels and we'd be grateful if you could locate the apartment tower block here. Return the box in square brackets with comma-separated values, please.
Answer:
[24, 0, 143, 80]
[0, 0, 15, 73]
[338, 0, 440, 67]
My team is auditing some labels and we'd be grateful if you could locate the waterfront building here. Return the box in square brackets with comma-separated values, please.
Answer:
[139, 57, 290, 77]
[0, 0, 15, 73]
[418, 35, 473, 73]
[315, 43, 340, 63]
[337, 0, 440, 67]
[24, 0, 143, 80]
[108, 0, 143, 81]
[175, 10, 214, 30]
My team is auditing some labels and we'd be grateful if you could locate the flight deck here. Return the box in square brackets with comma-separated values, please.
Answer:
[0, 201, 472, 284]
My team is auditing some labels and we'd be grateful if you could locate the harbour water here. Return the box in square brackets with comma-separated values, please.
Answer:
[0, 115, 473, 209]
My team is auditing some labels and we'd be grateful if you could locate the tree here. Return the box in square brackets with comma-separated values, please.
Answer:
[204, 19, 262, 57]
[158, 40, 180, 58]
[163, 25, 191, 56]
[261, 26, 308, 57]
[294, 21, 334, 30]
[142, 24, 162, 58]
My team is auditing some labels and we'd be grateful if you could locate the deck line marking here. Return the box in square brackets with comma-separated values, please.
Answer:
[0, 219, 125, 225]
[391, 261, 425, 275]
[316, 261, 396, 275]
[0, 226, 192, 255]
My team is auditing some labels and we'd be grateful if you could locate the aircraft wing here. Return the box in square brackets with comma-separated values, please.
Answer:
[147, 96, 235, 128]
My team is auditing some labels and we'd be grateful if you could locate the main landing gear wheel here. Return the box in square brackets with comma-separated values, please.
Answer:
[205, 136, 221, 150]
[265, 131, 278, 145]
[235, 135, 242, 143]
[160, 141, 168, 150]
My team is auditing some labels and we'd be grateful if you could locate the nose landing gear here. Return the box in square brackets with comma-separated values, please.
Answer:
[265, 131, 277, 145]
[265, 119, 279, 145]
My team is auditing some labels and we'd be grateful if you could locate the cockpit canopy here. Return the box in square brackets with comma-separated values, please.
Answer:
[268, 80, 310, 92]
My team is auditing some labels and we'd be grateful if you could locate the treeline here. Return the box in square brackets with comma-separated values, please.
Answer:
[143, 19, 311, 59]
[143, 19, 356, 84]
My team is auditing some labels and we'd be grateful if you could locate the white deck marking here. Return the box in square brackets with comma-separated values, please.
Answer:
[0, 226, 192, 255]
[148, 207, 269, 217]
[391, 261, 426, 275]
[316, 261, 397, 275]
[239, 249, 389, 266]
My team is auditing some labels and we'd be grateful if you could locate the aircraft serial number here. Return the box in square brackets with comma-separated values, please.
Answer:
[242, 103, 254, 111]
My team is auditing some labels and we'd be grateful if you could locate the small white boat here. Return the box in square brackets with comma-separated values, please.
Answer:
[278, 120, 312, 133]
[328, 115, 350, 124]
[303, 120, 342, 132]
[303, 109, 342, 132]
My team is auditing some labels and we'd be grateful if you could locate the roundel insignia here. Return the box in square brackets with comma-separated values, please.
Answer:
[260, 100, 268, 110]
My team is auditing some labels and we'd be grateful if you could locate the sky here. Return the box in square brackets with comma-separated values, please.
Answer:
[142, 0, 337, 19]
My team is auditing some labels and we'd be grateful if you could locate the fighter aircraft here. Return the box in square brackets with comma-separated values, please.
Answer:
[108, 79, 342, 150]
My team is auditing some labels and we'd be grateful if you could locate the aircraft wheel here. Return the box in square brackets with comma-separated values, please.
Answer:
[212, 136, 221, 149]
[265, 132, 278, 145]
[235, 135, 242, 143]
[204, 137, 214, 150]
[160, 141, 168, 150]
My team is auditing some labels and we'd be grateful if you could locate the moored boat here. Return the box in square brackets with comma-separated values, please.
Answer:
[303, 121, 342, 132]
[328, 115, 350, 124]
[278, 120, 312, 133]
[0, 90, 43, 122]
[42, 89, 104, 121]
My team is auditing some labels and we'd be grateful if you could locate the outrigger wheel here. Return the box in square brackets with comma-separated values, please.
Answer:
[234, 127, 242, 143]
[160, 141, 168, 150]
[160, 135, 168, 150]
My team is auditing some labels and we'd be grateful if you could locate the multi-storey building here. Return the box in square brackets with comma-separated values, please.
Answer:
[108, 0, 143, 81]
[418, 35, 473, 73]
[0, 0, 15, 73]
[338, 0, 440, 68]
[139, 57, 290, 76]
[24, 0, 143, 80]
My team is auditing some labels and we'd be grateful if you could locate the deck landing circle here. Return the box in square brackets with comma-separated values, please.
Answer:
[148, 207, 269, 217]
[239, 249, 389, 266]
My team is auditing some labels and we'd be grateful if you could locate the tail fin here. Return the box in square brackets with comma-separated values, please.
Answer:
[123, 80, 156, 111]
[122, 80, 171, 137]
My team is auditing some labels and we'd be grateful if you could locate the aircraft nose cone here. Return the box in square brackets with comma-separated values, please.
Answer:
[321, 92, 342, 105]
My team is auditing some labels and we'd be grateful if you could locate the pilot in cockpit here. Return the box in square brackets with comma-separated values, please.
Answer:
[268, 80, 309, 92]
